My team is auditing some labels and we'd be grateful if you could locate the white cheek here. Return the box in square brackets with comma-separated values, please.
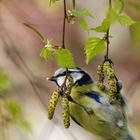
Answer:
[71, 73, 83, 83]
[57, 76, 65, 86]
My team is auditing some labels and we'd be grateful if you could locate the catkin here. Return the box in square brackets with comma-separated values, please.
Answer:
[48, 74, 74, 128]
[103, 61, 118, 102]
[67, 74, 74, 90]
[62, 97, 70, 128]
[48, 89, 61, 120]
[97, 65, 105, 82]
[97, 65, 105, 90]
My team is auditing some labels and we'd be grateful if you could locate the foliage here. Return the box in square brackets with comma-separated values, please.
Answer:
[25, 0, 137, 67]
[78, 18, 88, 31]
[6, 99, 31, 133]
[85, 0, 136, 64]
[40, 39, 54, 59]
[40, 47, 53, 59]
[55, 49, 76, 68]
[113, 0, 124, 14]
[24, 23, 76, 68]
[125, 1, 140, 47]
[91, 9, 118, 33]
[0, 71, 10, 95]
[91, 9, 136, 33]
[84, 37, 105, 64]
[40, 39, 76, 68]
[0, 71, 31, 136]
[49, 0, 59, 6]
[71, 9, 93, 18]
[41, 47, 76, 68]
[117, 15, 136, 25]
[67, 8, 93, 31]
[130, 21, 140, 47]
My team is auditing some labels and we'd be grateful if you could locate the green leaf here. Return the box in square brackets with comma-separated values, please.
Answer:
[49, 0, 59, 6]
[55, 49, 76, 68]
[6, 99, 31, 133]
[18, 119, 31, 133]
[92, 9, 118, 32]
[114, 0, 124, 14]
[84, 37, 106, 64]
[118, 15, 136, 26]
[130, 21, 140, 46]
[6, 99, 22, 119]
[79, 18, 88, 31]
[0, 71, 10, 94]
[40, 47, 53, 59]
[71, 9, 93, 18]
[91, 18, 110, 32]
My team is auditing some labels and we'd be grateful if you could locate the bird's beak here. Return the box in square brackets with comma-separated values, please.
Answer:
[46, 76, 56, 82]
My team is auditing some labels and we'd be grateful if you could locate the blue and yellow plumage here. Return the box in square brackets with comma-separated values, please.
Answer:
[48, 67, 135, 140]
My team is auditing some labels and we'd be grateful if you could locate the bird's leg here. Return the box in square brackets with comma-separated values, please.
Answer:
[63, 92, 94, 115]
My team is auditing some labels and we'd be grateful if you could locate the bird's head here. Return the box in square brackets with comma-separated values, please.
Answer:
[47, 67, 93, 87]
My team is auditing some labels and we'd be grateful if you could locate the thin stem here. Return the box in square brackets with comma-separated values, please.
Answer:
[61, 0, 69, 89]
[72, 0, 76, 10]
[109, 0, 112, 9]
[24, 23, 46, 44]
[105, 0, 112, 59]
[62, 0, 67, 48]
[105, 29, 110, 58]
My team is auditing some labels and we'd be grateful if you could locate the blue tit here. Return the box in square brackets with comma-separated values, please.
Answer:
[48, 67, 136, 140]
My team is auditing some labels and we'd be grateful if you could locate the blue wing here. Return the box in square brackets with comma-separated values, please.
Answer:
[85, 91, 102, 103]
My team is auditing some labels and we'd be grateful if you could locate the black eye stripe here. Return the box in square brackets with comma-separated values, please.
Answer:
[55, 72, 67, 78]
[55, 71, 83, 78]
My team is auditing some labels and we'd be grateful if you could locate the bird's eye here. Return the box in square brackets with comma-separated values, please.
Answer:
[55, 71, 67, 78]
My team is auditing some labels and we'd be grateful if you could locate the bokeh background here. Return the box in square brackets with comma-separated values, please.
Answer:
[0, 0, 140, 140]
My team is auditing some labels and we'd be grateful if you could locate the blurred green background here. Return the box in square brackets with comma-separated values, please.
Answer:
[0, 0, 140, 140]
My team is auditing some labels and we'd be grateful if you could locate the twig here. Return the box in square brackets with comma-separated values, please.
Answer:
[105, 0, 112, 59]
[72, 0, 76, 10]
[61, 0, 69, 89]
[62, 0, 67, 49]
[24, 23, 46, 44]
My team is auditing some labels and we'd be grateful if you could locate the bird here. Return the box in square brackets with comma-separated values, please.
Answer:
[48, 67, 136, 140]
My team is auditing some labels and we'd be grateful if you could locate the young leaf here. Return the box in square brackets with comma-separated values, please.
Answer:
[84, 37, 105, 64]
[91, 9, 118, 32]
[6, 99, 22, 119]
[118, 15, 136, 26]
[71, 9, 93, 18]
[40, 39, 55, 59]
[6, 99, 31, 133]
[0, 71, 10, 94]
[79, 18, 88, 31]
[130, 21, 140, 46]
[114, 0, 124, 14]
[40, 47, 53, 59]
[91, 18, 110, 33]
[55, 49, 76, 68]
[49, 0, 59, 6]
[18, 119, 31, 133]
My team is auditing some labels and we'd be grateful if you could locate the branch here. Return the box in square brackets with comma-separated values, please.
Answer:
[105, 0, 112, 59]
[62, 0, 67, 48]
